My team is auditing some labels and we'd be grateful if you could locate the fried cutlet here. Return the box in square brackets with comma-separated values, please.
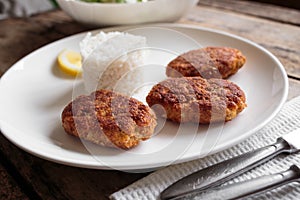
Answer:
[61, 89, 157, 149]
[166, 47, 246, 79]
[146, 77, 246, 124]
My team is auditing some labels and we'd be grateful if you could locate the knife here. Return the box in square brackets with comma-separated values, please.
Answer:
[174, 164, 300, 200]
[161, 128, 300, 200]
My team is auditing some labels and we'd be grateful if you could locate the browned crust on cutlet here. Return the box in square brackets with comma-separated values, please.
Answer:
[146, 77, 246, 124]
[166, 47, 246, 79]
[61, 89, 157, 149]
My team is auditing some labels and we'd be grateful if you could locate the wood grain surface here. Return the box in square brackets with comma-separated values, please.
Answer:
[0, 1, 299, 199]
[199, 0, 300, 25]
[0, 164, 29, 200]
[248, 0, 300, 10]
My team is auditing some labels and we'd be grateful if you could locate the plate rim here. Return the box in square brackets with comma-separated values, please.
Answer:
[0, 23, 289, 170]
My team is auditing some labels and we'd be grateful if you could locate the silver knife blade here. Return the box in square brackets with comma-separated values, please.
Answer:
[161, 128, 300, 200]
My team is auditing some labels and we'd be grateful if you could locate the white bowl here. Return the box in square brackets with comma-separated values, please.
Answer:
[56, 0, 198, 26]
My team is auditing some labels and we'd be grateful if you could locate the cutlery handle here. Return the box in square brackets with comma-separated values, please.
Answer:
[187, 165, 300, 200]
[161, 138, 291, 200]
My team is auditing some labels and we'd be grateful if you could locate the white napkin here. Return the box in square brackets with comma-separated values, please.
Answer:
[110, 96, 300, 200]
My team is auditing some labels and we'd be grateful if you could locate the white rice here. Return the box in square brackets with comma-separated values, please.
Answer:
[79, 31, 147, 95]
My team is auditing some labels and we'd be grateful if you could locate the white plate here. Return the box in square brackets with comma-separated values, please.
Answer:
[0, 24, 288, 171]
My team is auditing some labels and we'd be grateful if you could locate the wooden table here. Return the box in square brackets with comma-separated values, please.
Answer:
[0, 0, 299, 199]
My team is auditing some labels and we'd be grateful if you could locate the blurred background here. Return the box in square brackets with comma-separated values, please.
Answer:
[0, 0, 299, 20]
[0, 0, 57, 20]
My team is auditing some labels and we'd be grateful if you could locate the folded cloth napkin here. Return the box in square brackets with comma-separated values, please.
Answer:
[110, 96, 300, 200]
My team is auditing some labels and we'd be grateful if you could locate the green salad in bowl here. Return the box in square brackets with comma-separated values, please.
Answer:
[80, 0, 149, 3]
[57, 0, 197, 26]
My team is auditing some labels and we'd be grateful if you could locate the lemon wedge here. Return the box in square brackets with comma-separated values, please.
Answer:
[57, 49, 82, 76]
